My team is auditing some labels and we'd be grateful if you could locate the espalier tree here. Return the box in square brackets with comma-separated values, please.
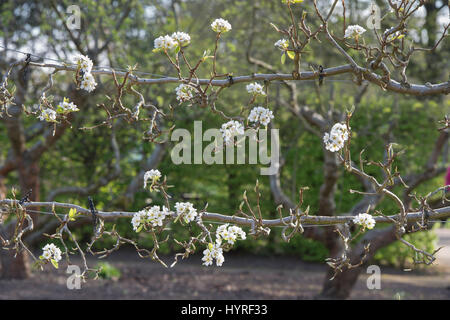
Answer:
[0, 0, 449, 299]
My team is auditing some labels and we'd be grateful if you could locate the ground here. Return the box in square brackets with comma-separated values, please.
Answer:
[0, 229, 449, 300]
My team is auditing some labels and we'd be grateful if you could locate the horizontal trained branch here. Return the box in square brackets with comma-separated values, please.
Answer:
[2, 199, 449, 227]
[23, 61, 450, 96]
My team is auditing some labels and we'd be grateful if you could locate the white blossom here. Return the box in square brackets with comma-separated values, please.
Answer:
[175, 84, 195, 103]
[330, 123, 349, 141]
[146, 205, 170, 227]
[56, 98, 79, 115]
[57, 98, 79, 114]
[38, 108, 57, 122]
[75, 54, 93, 73]
[80, 72, 97, 92]
[323, 122, 350, 152]
[202, 249, 214, 266]
[74, 54, 97, 93]
[215, 252, 225, 266]
[344, 25, 366, 39]
[144, 169, 162, 189]
[248, 106, 274, 126]
[131, 205, 171, 231]
[353, 213, 376, 230]
[246, 82, 266, 96]
[274, 39, 289, 51]
[211, 18, 232, 33]
[202, 242, 225, 267]
[154, 35, 177, 51]
[171, 32, 191, 47]
[323, 133, 343, 152]
[220, 120, 245, 145]
[131, 210, 147, 231]
[175, 202, 197, 223]
[41, 243, 62, 262]
[216, 224, 246, 245]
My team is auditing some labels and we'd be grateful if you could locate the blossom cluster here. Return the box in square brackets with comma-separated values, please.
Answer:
[216, 224, 246, 245]
[38, 97, 79, 122]
[131, 205, 172, 231]
[144, 169, 162, 190]
[154, 35, 177, 51]
[56, 97, 79, 114]
[211, 18, 232, 33]
[175, 84, 195, 103]
[41, 243, 62, 264]
[248, 106, 274, 126]
[274, 39, 289, 51]
[154, 32, 191, 51]
[75, 55, 97, 92]
[246, 82, 266, 97]
[220, 120, 245, 145]
[171, 32, 191, 47]
[202, 224, 246, 267]
[175, 202, 198, 223]
[202, 242, 225, 266]
[344, 25, 366, 40]
[38, 108, 57, 122]
[323, 123, 349, 152]
[353, 213, 376, 230]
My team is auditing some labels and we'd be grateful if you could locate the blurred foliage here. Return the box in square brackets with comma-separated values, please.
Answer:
[373, 229, 438, 269]
[96, 261, 121, 280]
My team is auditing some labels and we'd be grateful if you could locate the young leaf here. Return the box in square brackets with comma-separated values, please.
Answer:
[287, 50, 295, 60]
[281, 53, 286, 65]
[68, 208, 78, 221]
[51, 259, 59, 269]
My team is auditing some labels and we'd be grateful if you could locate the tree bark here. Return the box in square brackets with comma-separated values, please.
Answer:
[0, 67, 33, 279]
[0, 161, 39, 279]
[0, 236, 31, 279]
[318, 226, 398, 299]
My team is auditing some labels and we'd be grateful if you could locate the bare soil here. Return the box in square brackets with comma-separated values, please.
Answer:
[0, 246, 449, 300]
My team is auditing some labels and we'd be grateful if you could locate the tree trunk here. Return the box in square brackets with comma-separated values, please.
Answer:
[315, 228, 360, 299]
[318, 226, 398, 299]
[0, 162, 39, 279]
[0, 241, 31, 279]
[319, 265, 364, 299]
[0, 179, 32, 278]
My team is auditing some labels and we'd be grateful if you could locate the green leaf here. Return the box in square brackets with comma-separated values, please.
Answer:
[201, 55, 214, 62]
[156, 96, 164, 106]
[174, 45, 180, 54]
[56, 105, 65, 114]
[281, 53, 286, 65]
[136, 225, 143, 233]
[287, 51, 295, 60]
[51, 259, 59, 269]
[68, 208, 79, 221]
